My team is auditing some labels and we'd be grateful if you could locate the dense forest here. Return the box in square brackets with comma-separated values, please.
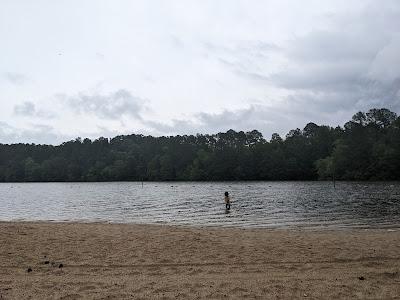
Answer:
[0, 108, 399, 182]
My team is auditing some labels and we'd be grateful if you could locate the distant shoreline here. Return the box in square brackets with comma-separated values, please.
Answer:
[1, 179, 400, 183]
[1, 220, 400, 231]
[2, 109, 400, 183]
[1, 222, 399, 299]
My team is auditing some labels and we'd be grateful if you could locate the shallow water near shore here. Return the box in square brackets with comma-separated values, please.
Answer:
[1, 181, 399, 229]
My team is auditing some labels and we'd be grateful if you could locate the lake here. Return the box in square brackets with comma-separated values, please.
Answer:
[1, 181, 399, 229]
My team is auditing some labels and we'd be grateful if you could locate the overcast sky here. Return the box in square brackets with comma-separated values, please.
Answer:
[1, 0, 400, 144]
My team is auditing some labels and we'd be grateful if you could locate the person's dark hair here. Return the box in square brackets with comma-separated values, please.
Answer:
[224, 191, 229, 196]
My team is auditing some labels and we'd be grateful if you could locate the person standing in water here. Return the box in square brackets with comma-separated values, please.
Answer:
[224, 191, 231, 210]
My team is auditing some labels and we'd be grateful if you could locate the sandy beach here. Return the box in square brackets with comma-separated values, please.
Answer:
[0, 222, 399, 299]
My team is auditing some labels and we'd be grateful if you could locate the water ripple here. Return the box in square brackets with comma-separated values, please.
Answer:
[1, 181, 400, 229]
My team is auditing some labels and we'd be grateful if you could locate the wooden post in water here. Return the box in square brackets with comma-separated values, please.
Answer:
[332, 163, 336, 189]
[333, 172, 336, 188]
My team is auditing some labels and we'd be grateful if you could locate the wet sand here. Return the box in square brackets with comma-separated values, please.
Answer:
[0, 222, 399, 299]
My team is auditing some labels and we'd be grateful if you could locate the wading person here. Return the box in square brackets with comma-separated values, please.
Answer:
[224, 191, 231, 210]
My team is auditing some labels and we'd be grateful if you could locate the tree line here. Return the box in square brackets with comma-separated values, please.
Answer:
[0, 108, 399, 182]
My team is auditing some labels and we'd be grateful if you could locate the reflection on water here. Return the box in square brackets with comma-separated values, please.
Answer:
[0, 181, 399, 229]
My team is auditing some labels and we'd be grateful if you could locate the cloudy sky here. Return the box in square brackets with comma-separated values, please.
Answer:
[1, 0, 400, 144]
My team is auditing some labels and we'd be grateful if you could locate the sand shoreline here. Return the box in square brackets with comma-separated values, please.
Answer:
[1, 222, 399, 299]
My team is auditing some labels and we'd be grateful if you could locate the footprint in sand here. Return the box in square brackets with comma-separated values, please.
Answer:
[230, 287, 248, 294]
[219, 282, 230, 288]
[188, 268, 203, 275]
[59, 294, 82, 300]
[78, 285, 96, 292]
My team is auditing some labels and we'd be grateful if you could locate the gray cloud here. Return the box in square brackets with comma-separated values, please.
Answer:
[3, 72, 29, 85]
[264, 7, 400, 115]
[200, 2, 400, 119]
[204, 40, 280, 81]
[13, 101, 56, 119]
[144, 105, 305, 140]
[170, 35, 185, 49]
[270, 30, 385, 93]
[0, 122, 70, 145]
[204, 40, 280, 59]
[65, 89, 146, 120]
[14, 101, 36, 116]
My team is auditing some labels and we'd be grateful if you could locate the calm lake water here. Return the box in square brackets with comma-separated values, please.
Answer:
[1, 182, 399, 229]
